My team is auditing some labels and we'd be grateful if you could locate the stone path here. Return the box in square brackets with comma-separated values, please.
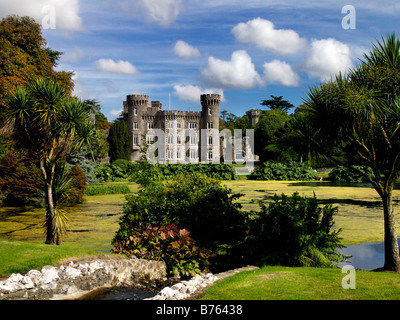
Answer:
[146, 265, 259, 300]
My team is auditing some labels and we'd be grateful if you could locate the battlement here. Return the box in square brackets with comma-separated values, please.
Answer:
[126, 94, 149, 107]
[201, 94, 221, 107]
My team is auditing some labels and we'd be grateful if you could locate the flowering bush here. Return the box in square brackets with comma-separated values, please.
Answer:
[112, 223, 210, 278]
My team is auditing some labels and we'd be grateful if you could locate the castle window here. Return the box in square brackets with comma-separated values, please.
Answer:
[190, 135, 198, 145]
[207, 122, 213, 129]
[168, 134, 174, 145]
[134, 122, 139, 130]
[208, 108, 212, 115]
[177, 122, 182, 129]
[190, 149, 198, 159]
[134, 108, 138, 116]
[133, 135, 139, 145]
[168, 150, 174, 159]
[189, 122, 197, 129]
[208, 151, 213, 160]
[146, 135, 155, 144]
[177, 150, 181, 159]
[177, 136, 181, 144]
[208, 136, 213, 145]
[148, 122, 154, 129]
[169, 122, 174, 129]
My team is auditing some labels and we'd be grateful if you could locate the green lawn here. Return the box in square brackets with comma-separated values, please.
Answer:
[0, 238, 104, 277]
[200, 266, 400, 300]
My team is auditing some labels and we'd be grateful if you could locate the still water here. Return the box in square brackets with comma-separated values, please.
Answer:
[339, 239, 400, 270]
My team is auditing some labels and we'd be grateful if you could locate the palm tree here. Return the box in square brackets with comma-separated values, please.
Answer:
[5, 78, 94, 245]
[303, 33, 400, 271]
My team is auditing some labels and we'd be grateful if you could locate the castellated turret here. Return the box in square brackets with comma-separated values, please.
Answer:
[200, 94, 221, 130]
[247, 109, 260, 128]
[199, 94, 221, 162]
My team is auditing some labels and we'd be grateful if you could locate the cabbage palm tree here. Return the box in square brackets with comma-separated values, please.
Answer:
[5, 78, 94, 245]
[303, 33, 400, 272]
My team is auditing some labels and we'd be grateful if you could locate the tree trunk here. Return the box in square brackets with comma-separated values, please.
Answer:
[382, 192, 400, 272]
[40, 159, 61, 246]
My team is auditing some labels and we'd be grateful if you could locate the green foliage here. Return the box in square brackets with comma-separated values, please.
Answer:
[244, 192, 346, 267]
[260, 95, 295, 113]
[94, 162, 238, 183]
[254, 109, 290, 162]
[113, 173, 246, 272]
[249, 161, 318, 181]
[107, 120, 131, 163]
[84, 183, 131, 196]
[329, 165, 374, 183]
[112, 223, 210, 278]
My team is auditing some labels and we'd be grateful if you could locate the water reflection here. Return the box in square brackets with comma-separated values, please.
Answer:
[339, 239, 400, 270]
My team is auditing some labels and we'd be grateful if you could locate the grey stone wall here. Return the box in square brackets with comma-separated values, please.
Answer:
[0, 257, 166, 300]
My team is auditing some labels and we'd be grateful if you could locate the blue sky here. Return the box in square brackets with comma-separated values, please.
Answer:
[1, 0, 400, 121]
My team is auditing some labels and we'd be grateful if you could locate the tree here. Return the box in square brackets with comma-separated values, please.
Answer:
[4, 78, 94, 245]
[107, 120, 131, 163]
[261, 95, 295, 113]
[303, 33, 400, 272]
[253, 109, 290, 162]
[0, 15, 73, 126]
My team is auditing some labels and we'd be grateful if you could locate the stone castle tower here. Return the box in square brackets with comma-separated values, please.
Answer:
[123, 93, 221, 163]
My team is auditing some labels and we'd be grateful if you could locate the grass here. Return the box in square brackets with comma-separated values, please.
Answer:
[200, 265, 400, 300]
[0, 238, 105, 278]
[84, 183, 132, 196]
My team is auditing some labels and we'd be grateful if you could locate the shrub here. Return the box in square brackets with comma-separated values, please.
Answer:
[64, 164, 87, 205]
[113, 173, 247, 271]
[244, 192, 346, 267]
[95, 162, 238, 183]
[112, 223, 210, 278]
[249, 161, 318, 181]
[0, 151, 43, 207]
[328, 165, 373, 183]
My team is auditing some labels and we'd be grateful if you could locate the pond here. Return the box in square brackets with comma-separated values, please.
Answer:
[339, 240, 400, 270]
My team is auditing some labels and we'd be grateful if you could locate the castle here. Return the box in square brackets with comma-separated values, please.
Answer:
[122, 93, 260, 163]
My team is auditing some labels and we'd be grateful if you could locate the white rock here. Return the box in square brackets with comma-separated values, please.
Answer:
[26, 270, 42, 285]
[64, 266, 82, 279]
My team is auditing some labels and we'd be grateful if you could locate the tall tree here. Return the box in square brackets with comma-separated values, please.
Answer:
[0, 15, 73, 127]
[5, 79, 94, 245]
[107, 120, 131, 163]
[303, 33, 400, 272]
[261, 95, 295, 113]
[253, 109, 290, 162]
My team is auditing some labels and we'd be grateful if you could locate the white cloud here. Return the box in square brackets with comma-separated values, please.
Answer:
[141, 0, 184, 27]
[304, 38, 353, 81]
[201, 50, 263, 89]
[0, 0, 83, 32]
[173, 40, 201, 59]
[94, 59, 139, 75]
[62, 46, 86, 63]
[110, 109, 123, 116]
[173, 85, 225, 103]
[231, 18, 307, 56]
[263, 60, 300, 87]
